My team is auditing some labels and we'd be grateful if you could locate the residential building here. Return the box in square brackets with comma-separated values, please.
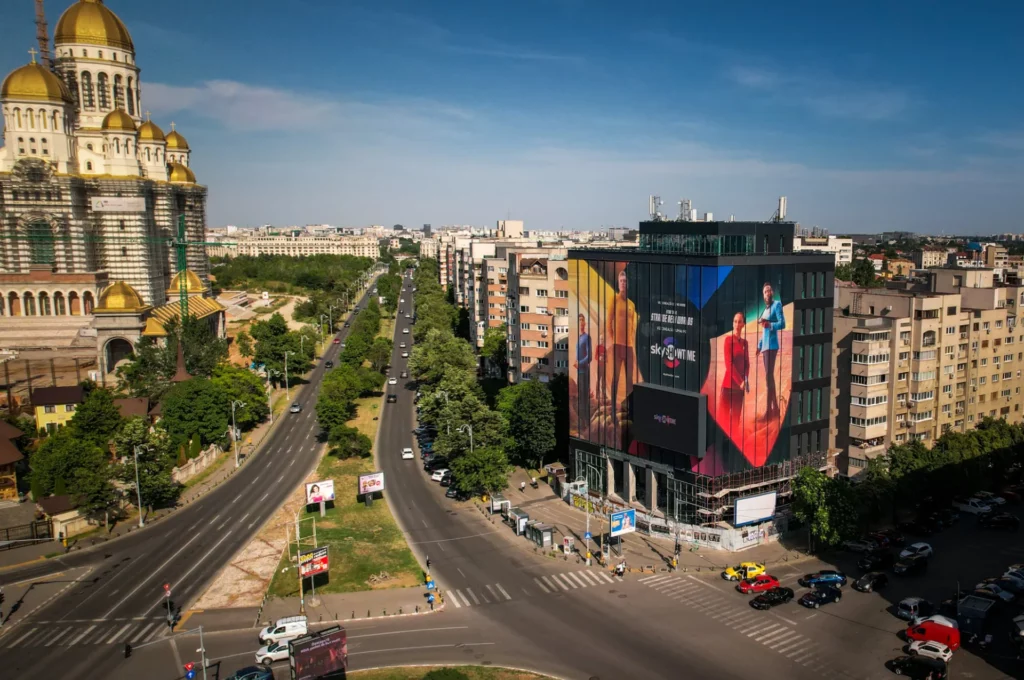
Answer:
[887, 258, 915, 278]
[207, 235, 379, 259]
[420, 237, 439, 260]
[833, 267, 1024, 478]
[505, 250, 570, 382]
[793, 235, 853, 267]
[0, 420, 24, 501]
[31, 384, 85, 434]
[867, 254, 886, 271]
[496, 220, 524, 239]
[914, 247, 950, 269]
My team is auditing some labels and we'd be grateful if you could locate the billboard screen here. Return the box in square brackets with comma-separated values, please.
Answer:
[734, 491, 778, 526]
[305, 480, 335, 504]
[358, 471, 385, 495]
[609, 508, 636, 537]
[631, 383, 706, 456]
[289, 627, 348, 680]
[569, 259, 794, 475]
[299, 546, 329, 578]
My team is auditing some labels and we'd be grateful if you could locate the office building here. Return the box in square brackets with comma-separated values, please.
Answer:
[505, 249, 570, 382]
[792, 235, 853, 267]
[207, 234, 379, 259]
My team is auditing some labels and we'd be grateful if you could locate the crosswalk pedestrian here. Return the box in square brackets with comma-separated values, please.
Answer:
[445, 582, 513, 609]
[0, 619, 165, 649]
[533, 569, 614, 594]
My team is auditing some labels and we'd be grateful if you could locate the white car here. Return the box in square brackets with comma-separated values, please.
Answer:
[402, 447, 415, 460]
[400, 342, 406, 348]
[405, 314, 411, 319]
[907, 640, 953, 663]
[974, 491, 1006, 506]
[255, 640, 290, 666]
[975, 584, 1015, 602]
[388, 377, 398, 385]
[400, 298, 405, 303]
[430, 468, 449, 482]
[403, 328, 409, 334]
[900, 542, 933, 559]
[401, 352, 409, 358]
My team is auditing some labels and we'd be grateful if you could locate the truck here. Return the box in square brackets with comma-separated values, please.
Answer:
[952, 497, 993, 514]
[956, 595, 995, 645]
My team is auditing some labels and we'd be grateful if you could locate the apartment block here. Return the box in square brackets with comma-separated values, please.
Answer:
[913, 247, 950, 269]
[834, 267, 1024, 478]
[506, 252, 570, 383]
[792, 235, 853, 267]
[207, 235, 379, 259]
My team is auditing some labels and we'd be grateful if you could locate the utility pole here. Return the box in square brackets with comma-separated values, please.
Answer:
[230, 400, 245, 468]
[284, 351, 294, 400]
[133, 445, 146, 528]
[458, 424, 474, 454]
[328, 305, 336, 335]
[437, 390, 451, 434]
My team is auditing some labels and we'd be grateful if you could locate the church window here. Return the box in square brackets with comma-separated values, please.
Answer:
[86, 161, 92, 170]
[126, 139, 132, 155]
[80, 72, 95, 109]
[87, 143, 93, 151]
[14, 108, 22, 127]
[114, 138, 120, 154]
[126, 78, 135, 115]
[40, 110, 47, 130]
[26, 221, 55, 265]
[113, 53, 118, 62]
[52, 111, 59, 129]
[145, 148, 151, 161]
[82, 49, 87, 57]
[97, 73, 110, 109]
[26, 109, 34, 129]
[98, 51, 103, 59]
[113, 74, 125, 110]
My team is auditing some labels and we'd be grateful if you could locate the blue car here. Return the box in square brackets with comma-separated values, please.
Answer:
[798, 570, 847, 588]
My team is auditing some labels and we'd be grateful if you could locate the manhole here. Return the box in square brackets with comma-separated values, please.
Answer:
[608, 589, 617, 594]
[618, 594, 627, 599]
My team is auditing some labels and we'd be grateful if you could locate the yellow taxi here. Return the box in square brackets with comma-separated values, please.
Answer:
[722, 561, 766, 581]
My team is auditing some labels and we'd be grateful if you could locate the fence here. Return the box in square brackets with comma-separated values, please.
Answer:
[0, 519, 53, 551]
[171, 445, 225, 485]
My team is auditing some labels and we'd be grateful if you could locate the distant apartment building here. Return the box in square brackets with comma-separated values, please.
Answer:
[505, 253, 570, 383]
[887, 259, 915, 278]
[833, 268, 1024, 479]
[496, 220, 524, 239]
[420, 237, 439, 260]
[913, 247, 950, 269]
[207, 235, 379, 259]
[793, 235, 853, 267]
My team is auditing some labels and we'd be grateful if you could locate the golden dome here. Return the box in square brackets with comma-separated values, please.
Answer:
[1, 61, 74, 103]
[95, 281, 148, 313]
[166, 269, 206, 295]
[138, 119, 165, 142]
[165, 123, 189, 150]
[167, 162, 196, 184]
[102, 108, 136, 131]
[54, 0, 134, 52]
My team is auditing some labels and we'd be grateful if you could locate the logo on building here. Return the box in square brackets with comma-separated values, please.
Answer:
[650, 337, 696, 368]
[654, 414, 676, 426]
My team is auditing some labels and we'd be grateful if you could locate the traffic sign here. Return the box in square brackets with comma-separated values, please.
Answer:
[163, 583, 171, 596]
[426, 580, 435, 590]
[184, 662, 196, 680]
[584, 532, 592, 540]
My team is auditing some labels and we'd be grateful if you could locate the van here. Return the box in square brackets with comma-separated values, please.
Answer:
[897, 597, 933, 620]
[905, 621, 960, 651]
[258, 615, 307, 644]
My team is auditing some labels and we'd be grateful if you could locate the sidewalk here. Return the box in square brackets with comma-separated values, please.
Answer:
[487, 469, 812, 577]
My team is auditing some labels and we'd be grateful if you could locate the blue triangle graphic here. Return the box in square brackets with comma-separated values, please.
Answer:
[681, 265, 732, 310]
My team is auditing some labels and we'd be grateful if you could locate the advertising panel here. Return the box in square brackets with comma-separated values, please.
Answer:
[298, 546, 329, 578]
[305, 480, 335, 504]
[608, 508, 636, 537]
[569, 259, 793, 474]
[289, 627, 348, 680]
[358, 471, 385, 495]
[90, 196, 146, 212]
[734, 491, 778, 527]
[631, 383, 706, 456]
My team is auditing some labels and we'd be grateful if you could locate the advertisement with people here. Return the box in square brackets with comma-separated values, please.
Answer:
[609, 508, 637, 537]
[290, 627, 348, 680]
[569, 259, 794, 474]
[358, 471, 385, 496]
[305, 480, 335, 504]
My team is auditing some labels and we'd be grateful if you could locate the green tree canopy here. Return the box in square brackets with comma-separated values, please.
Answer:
[70, 388, 124, 448]
[160, 377, 229, 447]
[211, 364, 271, 431]
[481, 324, 508, 375]
[327, 424, 372, 459]
[449, 445, 509, 495]
[29, 427, 110, 498]
[497, 380, 556, 470]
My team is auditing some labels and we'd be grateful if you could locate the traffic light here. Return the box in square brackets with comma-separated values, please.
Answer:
[184, 662, 196, 680]
[123, 643, 132, 659]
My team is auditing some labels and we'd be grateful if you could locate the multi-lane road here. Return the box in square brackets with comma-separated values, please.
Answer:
[0, 281, 381, 679]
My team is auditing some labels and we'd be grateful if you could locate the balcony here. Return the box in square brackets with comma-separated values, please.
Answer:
[850, 422, 888, 440]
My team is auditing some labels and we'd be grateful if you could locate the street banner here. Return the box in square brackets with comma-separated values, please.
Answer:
[358, 471, 385, 495]
[609, 509, 636, 538]
[305, 480, 335, 504]
[299, 546, 329, 578]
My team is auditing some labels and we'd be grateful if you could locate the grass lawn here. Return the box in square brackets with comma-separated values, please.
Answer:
[266, 394, 420, 597]
[349, 667, 551, 680]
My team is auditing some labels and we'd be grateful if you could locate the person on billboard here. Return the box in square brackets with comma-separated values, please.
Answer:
[721, 311, 750, 417]
[756, 282, 785, 422]
[605, 267, 637, 433]
[309, 484, 325, 504]
[575, 313, 593, 427]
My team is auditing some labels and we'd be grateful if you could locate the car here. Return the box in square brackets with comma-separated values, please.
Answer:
[858, 550, 896, 572]
[324, 359, 334, 369]
[737, 574, 780, 594]
[979, 512, 1020, 530]
[843, 539, 879, 553]
[974, 490, 1006, 506]
[906, 621, 961, 651]
[953, 497, 992, 514]
[906, 639, 953, 663]
[445, 485, 460, 498]
[799, 586, 841, 609]
[971, 586, 1014, 603]
[400, 298, 405, 303]
[440, 472, 453, 487]
[258, 616, 307, 644]
[898, 519, 937, 536]
[403, 328, 409, 334]
[886, 656, 948, 680]
[931, 508, 961, 527]
[897, 597, 934, 621]
[871, 528, 906, 546]
[289, 403, 302, 414]
[853, 571, 889, 593]
[400, 342, 406, 348]
[405, 314, 411, 319]
[911, 615, 959, 630]
[255, 640, 290, 666]
[401, 371, 408, 378]
[386, 393, 397, 403]
[749, 586, 794, 610]
[900, 542, 934, 559]
[402, 447, 414, 460]
[333, 337, 341, 344]
[798, 570, 847, 588]
[978, 577, 1024, 595]
[401, 352, 409, 358]
[388, 377, 398, 385]
[424, 458, 448, 472]
[894, 555, 929, 577]
[430, 468, 449, 482]
[343, 322, 350, 328]
[722, 562, 766, 581]
[228, 666, 275, 680]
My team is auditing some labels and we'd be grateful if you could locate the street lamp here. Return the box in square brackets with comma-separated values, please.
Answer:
[284, 351, 295, 400]
[458, 423, 474, 454]
[437, 390, 451, 434]
[319, 314, 328, 342]
[329, 305, 336, 334]
[230, 400, 246, 469]
[133, 445, 148, 528]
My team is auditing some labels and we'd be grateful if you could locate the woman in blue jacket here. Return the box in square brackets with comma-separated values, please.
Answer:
[756, 282, 785, 422]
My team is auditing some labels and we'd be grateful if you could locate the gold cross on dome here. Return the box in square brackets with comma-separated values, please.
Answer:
[28, 48, 38, 63]
[170, 121, 176, 131]
[145, 110, 151, 122]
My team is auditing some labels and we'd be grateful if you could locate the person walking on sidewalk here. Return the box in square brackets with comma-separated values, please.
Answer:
[520, 481, 526, 493]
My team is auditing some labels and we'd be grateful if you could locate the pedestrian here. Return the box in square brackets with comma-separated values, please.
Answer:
[520, 481, 526, 493]
[426, 557, 431, 569]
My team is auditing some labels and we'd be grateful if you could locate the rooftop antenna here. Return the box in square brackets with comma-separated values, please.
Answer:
[649, 195, 664, 221]
[677, 198, 692, 221]
[771, 196, 788, 223]
[35, 0, 52, 68]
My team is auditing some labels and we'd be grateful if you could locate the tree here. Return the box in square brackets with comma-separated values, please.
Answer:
[328, 424, 372, 459]
[408, 329, 476, 387]
[236, 331, 254, 359]
[430, 394, 508, 461]
[316, 364, 364, 431]
[116, 425, 181, 513]
[211, 364, 271, 431]
[449, 445, 509, 495]
[834, 263, 853, 282]
[250, 313, 313, 385]
[480, 324, 508, 376]
[792, 467, 858, 549]
[160, 378, 229, 447]
[851, 258, 880, 287]
[497, 381, 556, 470]
[163, 315, 230, 379]
[70, 388, 124, 448]
[367, 337, 393, 373]
[29, 427, 109, 498]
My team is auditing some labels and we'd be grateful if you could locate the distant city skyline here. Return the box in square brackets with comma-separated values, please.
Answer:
[2, 0, 1022, 233]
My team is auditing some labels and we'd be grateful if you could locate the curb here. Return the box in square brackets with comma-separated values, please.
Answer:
[349, 663, 566, 680]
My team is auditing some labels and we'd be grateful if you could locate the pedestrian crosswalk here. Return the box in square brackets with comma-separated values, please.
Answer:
[446, 583, 513, 608]
[636, 575, 850, 679]
[533, 569, 615, 593]
[0, 619, 166, 649]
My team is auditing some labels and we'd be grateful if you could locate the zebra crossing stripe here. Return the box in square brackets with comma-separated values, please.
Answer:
[765, 631, 800, 648]
[554, 574, 577, 589]
[44, 628, 73, 647]
[448, 591, 462, 608]
[576, 571, 598, 586]
[484, 585, 497, 602]
[106, 623, 133, 644]
[131, 623, 158, 642]
[598, 571, 615, 583]
[566, 572, 589, 588]
[637, 574, 664, 583]
[547, 574, 570, 591]
[6, 627, 37, 648]
[465, 588, 481, 605]
[540, 575, 559, 591]
[495, 583, 512, 600]
[534, 577, 551, 593]
[747, 623, 780, 637]
[67, 625, 97, 646]
[756, 627, 791, 643]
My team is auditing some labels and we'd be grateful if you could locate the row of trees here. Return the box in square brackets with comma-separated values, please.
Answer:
[793, 417, 1024, 547]
[118, 315, 229, 401]
[211, 253, 372, 295]
[245, 312, 316, 387]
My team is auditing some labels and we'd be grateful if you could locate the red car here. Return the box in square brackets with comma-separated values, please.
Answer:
[737, 574, 780, 594]
[332, 337, 341, 344]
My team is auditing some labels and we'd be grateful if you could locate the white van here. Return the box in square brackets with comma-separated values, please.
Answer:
[258, 615, 307, 644]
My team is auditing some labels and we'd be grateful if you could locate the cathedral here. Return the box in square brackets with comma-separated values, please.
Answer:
[0, 0, 223, 375]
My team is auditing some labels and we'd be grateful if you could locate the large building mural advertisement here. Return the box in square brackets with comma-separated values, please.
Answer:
[569, 259, 794, 475]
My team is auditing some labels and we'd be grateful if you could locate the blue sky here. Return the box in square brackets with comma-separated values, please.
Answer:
[3, 0, 1023, 232]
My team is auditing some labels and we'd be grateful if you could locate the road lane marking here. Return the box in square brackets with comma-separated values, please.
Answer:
[289, 459, 295, 467]
[160, 531, 235, 607]
[421, 519, 428, 528]
[210, 514, 221, 524]
[465, 588, 480, 605]
[457, 591, 471, 607]
[534, 577, 551, 593]
[448, 591, 461, 608]
[775, 615, 798, 626]
[409, 530, 501, 545]
[748, 623, 781, 637]
[566, 572, 588, 588]
[218, 520, 229, 531]
[66, 625, 96, 646]
[259, 492, 269, 502]
[349, 642, 495, 656]
[232, 494, 241, 504]
[240, 512, 250, 523]
[805, 613, 818, 621]
[456, 568, 465, 577]
[106, 622, 133, 644]
[131, 622, 158, 642]
[248, 519, 258, 529]
[495, 583, 511, 600]
[44, 628, 73, 647]
[102, 533, 202, 618]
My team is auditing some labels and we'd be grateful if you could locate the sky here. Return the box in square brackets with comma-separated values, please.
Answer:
[2, 0, 1023, 233]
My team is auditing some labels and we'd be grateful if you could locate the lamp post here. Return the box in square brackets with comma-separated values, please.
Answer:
[230, 400, 245, 469]
[437, 390, 451, 435]
[133, 445, 147, 528]
[319, 314, 328, 345]
[284, 351, 294, 400]
[458, 424, 473, 454]
[329, 305, 336, 335]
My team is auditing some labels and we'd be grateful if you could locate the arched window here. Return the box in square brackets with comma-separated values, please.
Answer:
[54, 292, 66, 315]
[82, 49, 87, 57]
[113, 53, 118, 62]
[114, 138, 120, 154]
[41, 138, 48, 155]
[23, 293, 36, 317]
[14, 108, 21, 127]
[26, 108, 34, 129]
[125, 138, 132, 155]
[52, 111, 59, 130]
[39, 293, 51, 316]
[96, 72, 110, 109]
[40, 109, 47, 130]
[87, 143, 93, 151]
[0, 296, 5, 316]
[113, 74, 125, 110]
[126, 77, 135, 115]
[86, 161, 93, 170]
[98, 51, 104, 59]
[80, 71, 95, 109]
[156, 149, 162, 161]
[145, 147, 151, 161]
